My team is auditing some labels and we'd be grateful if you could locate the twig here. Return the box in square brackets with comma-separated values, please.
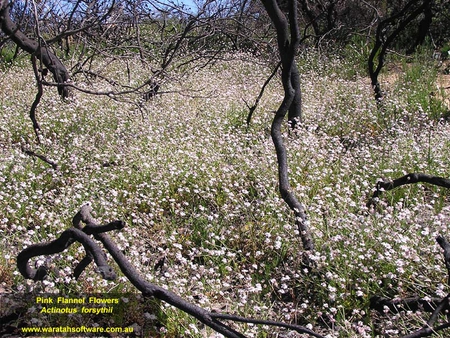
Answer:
[245, 61, 281, 128]
[22, 147, 58, 170]
[370, 296, 440, 313]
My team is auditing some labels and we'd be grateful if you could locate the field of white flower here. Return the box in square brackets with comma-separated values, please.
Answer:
[1, 49, 450, 337]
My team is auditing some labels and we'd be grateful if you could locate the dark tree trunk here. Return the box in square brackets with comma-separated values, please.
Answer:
[407, 1, 433, 54]
[0, 1, 70, 99]
[260, 0, 314, 253]
[299, 0, 320, 37]
[288, 62, 302, 128]
[368, 0, 432, 102]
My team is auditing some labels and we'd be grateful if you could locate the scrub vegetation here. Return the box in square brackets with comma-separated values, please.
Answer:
[2, 0, 450, 336]
[1, 47, 450, 337]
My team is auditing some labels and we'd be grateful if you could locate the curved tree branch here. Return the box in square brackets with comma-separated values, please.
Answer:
[368, 172, 450, 207]
[22, 146, 58, 170]
[399, 236, 450, 337]
[0, 1, 70, 98]
[29, 54, 43, 142]
[17, 204, 324, 338]
[261, 0, 314, 253]
[245, 60, 281, 127]
[17, 226, 117, 281]
[368, 0, 432, 102]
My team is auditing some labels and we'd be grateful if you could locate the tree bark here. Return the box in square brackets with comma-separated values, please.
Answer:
[288, 62, 302, 127]
[0, 1, 70, 99]
[368, 0, 432, 102]
[261, 0, 314, 253]
[407, 0, 433, 54]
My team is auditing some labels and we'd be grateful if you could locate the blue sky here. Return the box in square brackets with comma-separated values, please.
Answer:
[160, 0, 200, 13]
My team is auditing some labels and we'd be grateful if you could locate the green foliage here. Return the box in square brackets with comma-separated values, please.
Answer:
[0, 46, 16, 64]
[0, 44, 28, 69]
[441, 44, 450, 60]
[340, 35, 373, 79]
[394, 51, 448, 120]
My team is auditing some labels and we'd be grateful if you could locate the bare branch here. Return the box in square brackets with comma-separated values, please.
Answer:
[373, 236, 450, 338]
[29, 55, 43, 143]
[21, 146, 58, 170]
[17, 204, 324, 338]
[368, 0, 432, 102]
[0, 1, 70, 98]
[437, 235, 450, 286]
[370, 296, 440, 313]
[401, 322, 450, 338]
[246, 60, 280, 127]
[368, 172, 450, 207]
[17, 227, 117, 281]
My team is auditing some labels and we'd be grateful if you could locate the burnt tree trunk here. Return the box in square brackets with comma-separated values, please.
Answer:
[260, 0, 314, 253]
[407, 0, 433, 54]
[368, 0, 432, 102]
[0, 1, 70, 99]
[288, 62, 302, 128]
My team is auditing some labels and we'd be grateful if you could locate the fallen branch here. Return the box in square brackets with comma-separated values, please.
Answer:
[370, 296, 440, 313]
[17, 204, 324, 338]
[400, 294, 450, 338]
[402, 321, 450, 338]
[371, 236, 450, 338]
[17, 226, 117, 281]
[21, 147, 58, 170]
[367, 173, 450, 207]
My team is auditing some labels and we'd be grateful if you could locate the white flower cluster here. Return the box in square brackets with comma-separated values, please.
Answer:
[1, 51, 449, 336]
